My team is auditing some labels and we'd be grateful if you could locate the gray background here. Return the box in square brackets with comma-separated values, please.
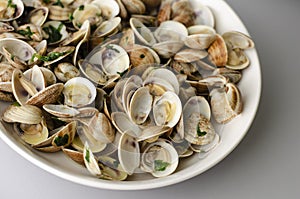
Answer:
[1, 0, 299, 198]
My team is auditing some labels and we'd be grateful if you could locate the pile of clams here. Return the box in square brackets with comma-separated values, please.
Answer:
[0, 0, 254, 180]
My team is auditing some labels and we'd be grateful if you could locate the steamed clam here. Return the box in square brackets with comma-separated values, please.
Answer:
[0, 0, 256, 181]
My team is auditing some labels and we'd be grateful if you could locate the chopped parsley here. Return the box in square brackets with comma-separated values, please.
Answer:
[117, 69, 128, 77]
[106, 45, 120, 53]
[7, 0, 17, 8]
[85, 149, 90, 163]
[42, 23, 64, 43]
[17, 26, 34, 38]
[79, 5, 84, 11]
[12, 101, 20, 106]
[68, 13, 74, 21]
[43, 0, 51, 3]
[197, 125, 207, 137]
[154, 160, 170, 172]
[53, 0, 64, 8]
[54, 134, 69, 146]
[32, 51, 71, 62]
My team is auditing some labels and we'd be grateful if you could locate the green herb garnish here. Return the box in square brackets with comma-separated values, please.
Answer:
[12, 101, 20, 106]
[85, 149, 90, 163]
[53, 0, 64, 8]
[54, 134, 69, 147]
[42, 23, 63, 43]
[17, 26, 34, 38]
[7, 0, 17, 8]
[68, 13, 74, 21]
[117, 69, 128, 77]
[79, 5, 84, 11]
[32, 51, 70, 62]
[154, 160, 170, 172]
[197, 125, 207, 137]
[43, 0, 51, 3]
[106, 44, 120, 53]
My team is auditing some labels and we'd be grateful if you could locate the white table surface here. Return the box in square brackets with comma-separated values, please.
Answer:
[1, 0, 300, 198]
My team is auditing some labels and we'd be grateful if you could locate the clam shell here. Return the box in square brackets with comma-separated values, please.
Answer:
[63, 77, 96, 108]
[118, 132, 140, 175]
[210, 83, 242, 123]
[43, 104, 80, 118]
[42, 21, 69, 45]
[54, 62, 80, 82]
[222, 31, 254, 49]
[226, 48, 250, 70]
[19, 119, 49, 145]
[128, 45, 160, 67]
[72, 4, 102, 29]
[92, 0, 120, 19]
[153, 91, 182, 128]
[141, 141, 178, 177]
[130, 17, 156, 46]
[3, 104, 42, 124]
[93, 17, 121, 38]
[98, 156, 128, 181]
[83, 142, 102, 176]
[189, 0, 215, 27]
[88, 112, 115, 144]
[29, 7, 49, 26]
[121, 0, 146, 15]
[62, 148, 84, 166]
[0, 22, 14, 33]
[208, 34, 228, 67]
[129, 87, 153, 125]
[111, 112, 142, 137]
[0, 0, 24, 22]
[26, 83, 64, 107]
[174, 49, 208, 63]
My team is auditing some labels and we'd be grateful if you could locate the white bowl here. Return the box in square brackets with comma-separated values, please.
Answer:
[0, 0, 261, 190]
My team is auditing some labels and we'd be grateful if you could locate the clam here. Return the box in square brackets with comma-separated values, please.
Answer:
[128, 45, 160, 67]
[185, 25, 216, 50]
[43, 104, 80, 118]
[0, 0, 24, 22]
[129, 87, 153, 125]
[210, 83, 243, 123]
[141, 141, 178, 177]
[0, 38, 36, 69]
[115, 0, 127, 19]
[189, 0, 215, 27]
[72, 123, 107, 153]
[111, 112, 142, 137]
[42, 46, 75, 66]
[48, 3, 73, 21]
[83, 142, 102, 176]
[88, 112, 115, 144]
[212, 68, 242, 84]
[119, 28, 135, 51]
[92, 0, 120, 20]
[17, 119, 49, 145]
[89, 44, 130, 76]
[0, 22, 14, 33]
[171, 0, 195, 27]
[54, 62, 80, 82]
[121, 0, 146, 15]
[222, 31, 255, 50]
[118, 132, 140, 175]
[63, 77, 97, 108]
[154, 20, 188, 43]
[226, 48, 250, 70]
[130, 17, 156, 46]
[157, 0, 171, 25]
[72, 4, 102, 29]
[3, 104, 42, 124]
[61, 20, 91, 46]
[153, 91, 182, 128]
[29, 7, 49, 26]
[208, 34, 228, 67]
[174, 48, 208, 63]
[182, 96, 216, 146]
[98, 156, 128, 181]
[93, 17, 121, 38]
[62, 148, 84, 166]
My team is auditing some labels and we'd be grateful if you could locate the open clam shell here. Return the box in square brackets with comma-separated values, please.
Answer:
[141, 141, 178, 177]
[0, 0, 24, 22]
[72, 4, 102, 30]
[118, 131, 140, 175]
[92, 0, 120, 20]
[29, 7, 49, 27]
[222, 31, 255, 50]
[3, 104, 42, 124]
[130, 17, 156, 46]
[42, 21, 69, 45]
[210, 83, 243, 123]
[63, 77, 97, 108]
